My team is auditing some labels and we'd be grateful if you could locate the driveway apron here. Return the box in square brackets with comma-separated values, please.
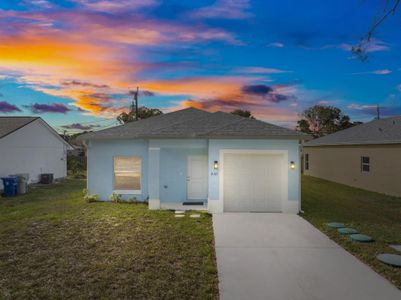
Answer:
[213, 213, 401, 300]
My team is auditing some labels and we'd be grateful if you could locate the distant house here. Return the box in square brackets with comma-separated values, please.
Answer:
[79, 108, 307, 213]
[304, 116, 401, 197]
[0, 117, 72, 189]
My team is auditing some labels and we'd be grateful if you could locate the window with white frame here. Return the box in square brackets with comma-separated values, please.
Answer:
[114, 156, 141, 192]
[361, 156, 370, 172]
[305, 153, 309, 170]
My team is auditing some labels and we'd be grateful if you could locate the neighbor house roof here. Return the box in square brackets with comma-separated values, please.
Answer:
[78, 108, 308, 140]
[305, 116, 401, 147]
[0, 117, 39, 139]
[0, 116, 73, 149]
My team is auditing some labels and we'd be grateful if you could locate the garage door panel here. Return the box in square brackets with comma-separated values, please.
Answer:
[223, 153, 284, 212]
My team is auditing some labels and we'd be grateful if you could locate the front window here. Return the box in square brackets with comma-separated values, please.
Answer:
[361, 156, 370, 172]
[114, 156, 141, 192]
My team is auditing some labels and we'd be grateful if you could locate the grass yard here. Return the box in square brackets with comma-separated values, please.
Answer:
[0, 179, 218, 299]
[302, 175, 401, 290]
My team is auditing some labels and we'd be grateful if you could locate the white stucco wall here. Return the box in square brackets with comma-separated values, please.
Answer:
[0, 119, 68, 189]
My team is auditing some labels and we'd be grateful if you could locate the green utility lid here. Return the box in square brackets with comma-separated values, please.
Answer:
[349, 234, 374, 243]
[377, 254, 401, 267]
[326, 222, 345, 229]
[338, 228, 358, 235]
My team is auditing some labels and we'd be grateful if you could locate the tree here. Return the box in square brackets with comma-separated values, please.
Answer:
[231, 109, 255, 119]
[297, 105, 360, 138]
[352, 0, 400, 61]
[117, 106, 163, 124]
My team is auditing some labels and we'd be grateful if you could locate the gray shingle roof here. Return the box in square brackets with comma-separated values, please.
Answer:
[78, 108, 307, 140]
[305, 116, 401, 147]
[0, 117, 39, 139]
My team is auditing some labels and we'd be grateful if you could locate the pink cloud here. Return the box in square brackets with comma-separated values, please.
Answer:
[62, 123, 101, 130]
[191, 0, 252, 20]
[234, 66, 291, 74]
[323, 39, 390, 53]
[267, 42, 284, 48]
[73, 0, 158, 12]
[0, 101, 21, 113]
[0, 7, 244, 117]
[352, 69, 392, 75]
[347, 104, 377, 110]
[25, 103, 71, 114]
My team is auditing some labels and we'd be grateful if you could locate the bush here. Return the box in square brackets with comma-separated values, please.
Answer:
[67, 156, 86, 178]
[127, 197, 140, 204]
[109, 193, 122, 203]
[83, 189, 99, 203]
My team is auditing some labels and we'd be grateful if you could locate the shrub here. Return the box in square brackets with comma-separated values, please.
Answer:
[127, 197, 140, 204]
[109, 193, 122, 203]
[67, 156, 86, 178]
[85, 194, 99, 203]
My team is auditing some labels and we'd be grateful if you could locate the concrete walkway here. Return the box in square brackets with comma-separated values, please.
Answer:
[213, 213, 401, 300]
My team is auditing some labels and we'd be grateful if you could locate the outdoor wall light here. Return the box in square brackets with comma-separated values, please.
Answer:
[213, 161, 219, 170]
[290, 161, 295, 170]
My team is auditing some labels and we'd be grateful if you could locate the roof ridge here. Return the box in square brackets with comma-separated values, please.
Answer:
[79, 108, 212, 137]
[208, 111, 302, 135]
[143, 108, 212, 133]
[199, 113, 246, 136]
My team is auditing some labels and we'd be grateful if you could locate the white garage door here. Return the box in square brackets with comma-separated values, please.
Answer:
[223, 153, 284, 212]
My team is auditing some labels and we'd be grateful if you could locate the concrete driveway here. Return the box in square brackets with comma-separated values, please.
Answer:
[213, 213, 401, 300]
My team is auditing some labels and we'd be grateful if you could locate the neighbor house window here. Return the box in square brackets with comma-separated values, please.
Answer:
[114, 156, 141, 192]
[361, 156, 370, 172]
[305, 153, 309, 170]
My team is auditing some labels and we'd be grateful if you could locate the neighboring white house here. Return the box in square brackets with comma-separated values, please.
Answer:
[0, 117, 72, 189]
[79, 108, 308, 214]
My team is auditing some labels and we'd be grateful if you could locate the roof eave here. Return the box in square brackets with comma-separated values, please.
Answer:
[79, 134, 309, 141]
[304, 141, 401, 147]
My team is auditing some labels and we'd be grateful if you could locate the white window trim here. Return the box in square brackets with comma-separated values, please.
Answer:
[113, 189, 142, 195]
[361, 156, 370, 172]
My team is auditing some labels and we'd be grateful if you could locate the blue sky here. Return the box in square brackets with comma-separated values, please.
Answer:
[0, 0, 400, 132]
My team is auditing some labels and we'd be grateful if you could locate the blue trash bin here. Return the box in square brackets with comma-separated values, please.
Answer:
[1, 176, 19, 197]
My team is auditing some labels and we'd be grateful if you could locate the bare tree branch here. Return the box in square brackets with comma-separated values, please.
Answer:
[352, 0, 400, 61]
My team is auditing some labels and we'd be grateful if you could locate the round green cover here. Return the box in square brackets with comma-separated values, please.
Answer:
[338, 228, 358, 235]
[326, 222, 345, 229]
[349, 234, 374, 242]
[377, 254, 401, 267]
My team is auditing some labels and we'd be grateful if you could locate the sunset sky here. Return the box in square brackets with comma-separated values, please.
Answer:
[0, 0, 400, 132]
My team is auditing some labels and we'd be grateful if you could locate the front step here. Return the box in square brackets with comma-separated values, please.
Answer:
[182, 201, 204, 206]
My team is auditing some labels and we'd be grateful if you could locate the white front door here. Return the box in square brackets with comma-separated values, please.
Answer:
[187, 156, 208, 200]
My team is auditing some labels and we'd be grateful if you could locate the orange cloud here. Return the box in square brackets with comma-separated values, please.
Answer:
[140, 76, 253, 98]
[0, 8, 247, 117]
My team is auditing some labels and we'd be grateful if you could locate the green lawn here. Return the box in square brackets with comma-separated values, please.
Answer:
[302, 175, 401, 290]
[0, 180, 219, 299]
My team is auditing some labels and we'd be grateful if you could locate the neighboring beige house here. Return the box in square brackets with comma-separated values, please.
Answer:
[303, 116, 401, 197]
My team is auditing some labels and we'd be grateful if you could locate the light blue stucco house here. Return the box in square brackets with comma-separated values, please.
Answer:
[79, 108, 307, 213]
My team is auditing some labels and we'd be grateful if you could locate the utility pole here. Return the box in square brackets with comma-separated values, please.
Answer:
[135, 86, 139, 120]
[129, 87, 140, 121]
